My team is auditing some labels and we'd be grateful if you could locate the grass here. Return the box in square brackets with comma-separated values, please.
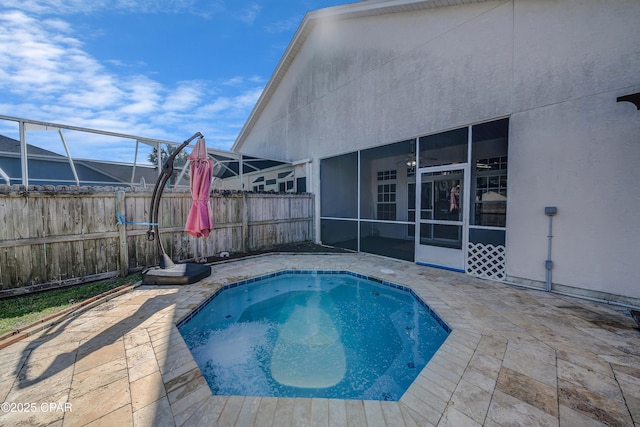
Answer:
[0, 274, 141, 336]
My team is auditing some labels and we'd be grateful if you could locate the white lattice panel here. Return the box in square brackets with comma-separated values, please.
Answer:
[467, 243, 506, 281]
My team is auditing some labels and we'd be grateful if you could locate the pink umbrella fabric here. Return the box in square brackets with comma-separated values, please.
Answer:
[185, 137, 214, 237]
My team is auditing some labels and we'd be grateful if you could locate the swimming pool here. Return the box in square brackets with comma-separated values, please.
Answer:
[178, 270, 450, 401]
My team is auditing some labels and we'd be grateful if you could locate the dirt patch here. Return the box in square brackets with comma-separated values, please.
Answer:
[204, 241, 352, 263]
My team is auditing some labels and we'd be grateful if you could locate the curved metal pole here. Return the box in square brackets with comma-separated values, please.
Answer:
[146, 132, 203, 268]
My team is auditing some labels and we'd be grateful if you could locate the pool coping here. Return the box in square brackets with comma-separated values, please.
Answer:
[166, 264, 480, 426]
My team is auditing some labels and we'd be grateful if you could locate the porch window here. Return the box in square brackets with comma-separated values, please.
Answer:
[471, 119, 509, 228]
[377, 183, 396, 220]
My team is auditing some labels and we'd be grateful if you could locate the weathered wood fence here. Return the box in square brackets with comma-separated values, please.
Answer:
[0, 186, 314, 295]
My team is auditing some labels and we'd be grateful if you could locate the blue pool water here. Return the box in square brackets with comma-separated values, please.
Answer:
[178, 271, 450, 401]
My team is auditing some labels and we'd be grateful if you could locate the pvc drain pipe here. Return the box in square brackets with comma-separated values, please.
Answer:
[544, 206, 558, 292]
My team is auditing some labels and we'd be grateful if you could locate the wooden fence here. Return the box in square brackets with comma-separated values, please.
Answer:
[0, 186, 314, 295]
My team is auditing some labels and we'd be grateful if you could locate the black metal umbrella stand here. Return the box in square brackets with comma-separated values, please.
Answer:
[141, 132, 212, 285]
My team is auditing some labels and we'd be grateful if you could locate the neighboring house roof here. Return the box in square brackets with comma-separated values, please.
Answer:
[0, 134, 63, 157]
[80, 159, 158, 186]
[0, 134, 158, 186]
[232, 0, 490, 152]
[0, 133, 289, 186]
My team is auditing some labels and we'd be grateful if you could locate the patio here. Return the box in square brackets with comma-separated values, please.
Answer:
[0, 253, 638, 426]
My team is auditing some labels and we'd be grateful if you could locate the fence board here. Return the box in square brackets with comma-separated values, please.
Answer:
[0, 187, 314, 294]
[29, 243, 45, 285]
[14, 198, 29, 240]
[0, 248, 12, 287]
[83, 238, 98, 276]
[29, 197, 46, 239]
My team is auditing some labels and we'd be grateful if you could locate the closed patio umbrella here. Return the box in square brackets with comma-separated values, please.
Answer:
[142, 132, 212, 285]
[185, 137, 214, 237]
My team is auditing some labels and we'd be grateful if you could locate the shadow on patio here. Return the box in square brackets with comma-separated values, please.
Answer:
[0, 253, 639, 426]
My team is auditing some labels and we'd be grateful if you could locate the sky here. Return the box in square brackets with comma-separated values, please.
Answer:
[0, 0, 352, 162]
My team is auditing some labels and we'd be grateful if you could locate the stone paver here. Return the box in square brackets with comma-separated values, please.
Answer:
[0, 253, 638, 426]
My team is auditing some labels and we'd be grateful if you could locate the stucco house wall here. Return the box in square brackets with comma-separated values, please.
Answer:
[233, 0, 640, 304]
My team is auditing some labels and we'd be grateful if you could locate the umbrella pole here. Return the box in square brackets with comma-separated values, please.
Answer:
[142, 132, 212, 285]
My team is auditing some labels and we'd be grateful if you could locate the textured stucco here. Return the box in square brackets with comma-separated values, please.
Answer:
[234, 0, 640, 302]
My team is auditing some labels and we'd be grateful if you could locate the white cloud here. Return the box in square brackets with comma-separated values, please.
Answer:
[235, 3, 262, 25]
[104, 59, 147, 69]
[0, 0, 222, 16]
[118, 76, 163, 115]
[0, 12, 102, 97]
[163, 81, 205, 112]
[265, 15, 302, 33]
[198, 86, 263, 117]
[233, 87, 264, 110]
[222, 76, 245, 87]
[222, 76, 265, 87]
[199, 97, 233, 115]
[0, 4, 266, 159]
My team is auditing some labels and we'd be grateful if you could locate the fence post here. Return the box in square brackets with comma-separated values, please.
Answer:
[116, 191, 129, 277]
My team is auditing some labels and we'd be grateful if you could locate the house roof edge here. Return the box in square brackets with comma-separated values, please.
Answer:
[231, 0, 491, 152]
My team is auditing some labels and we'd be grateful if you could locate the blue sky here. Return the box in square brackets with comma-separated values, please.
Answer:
[0, 0, 350, 161]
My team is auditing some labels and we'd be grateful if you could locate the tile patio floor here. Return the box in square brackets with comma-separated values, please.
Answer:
[1, 253, 639, 426]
